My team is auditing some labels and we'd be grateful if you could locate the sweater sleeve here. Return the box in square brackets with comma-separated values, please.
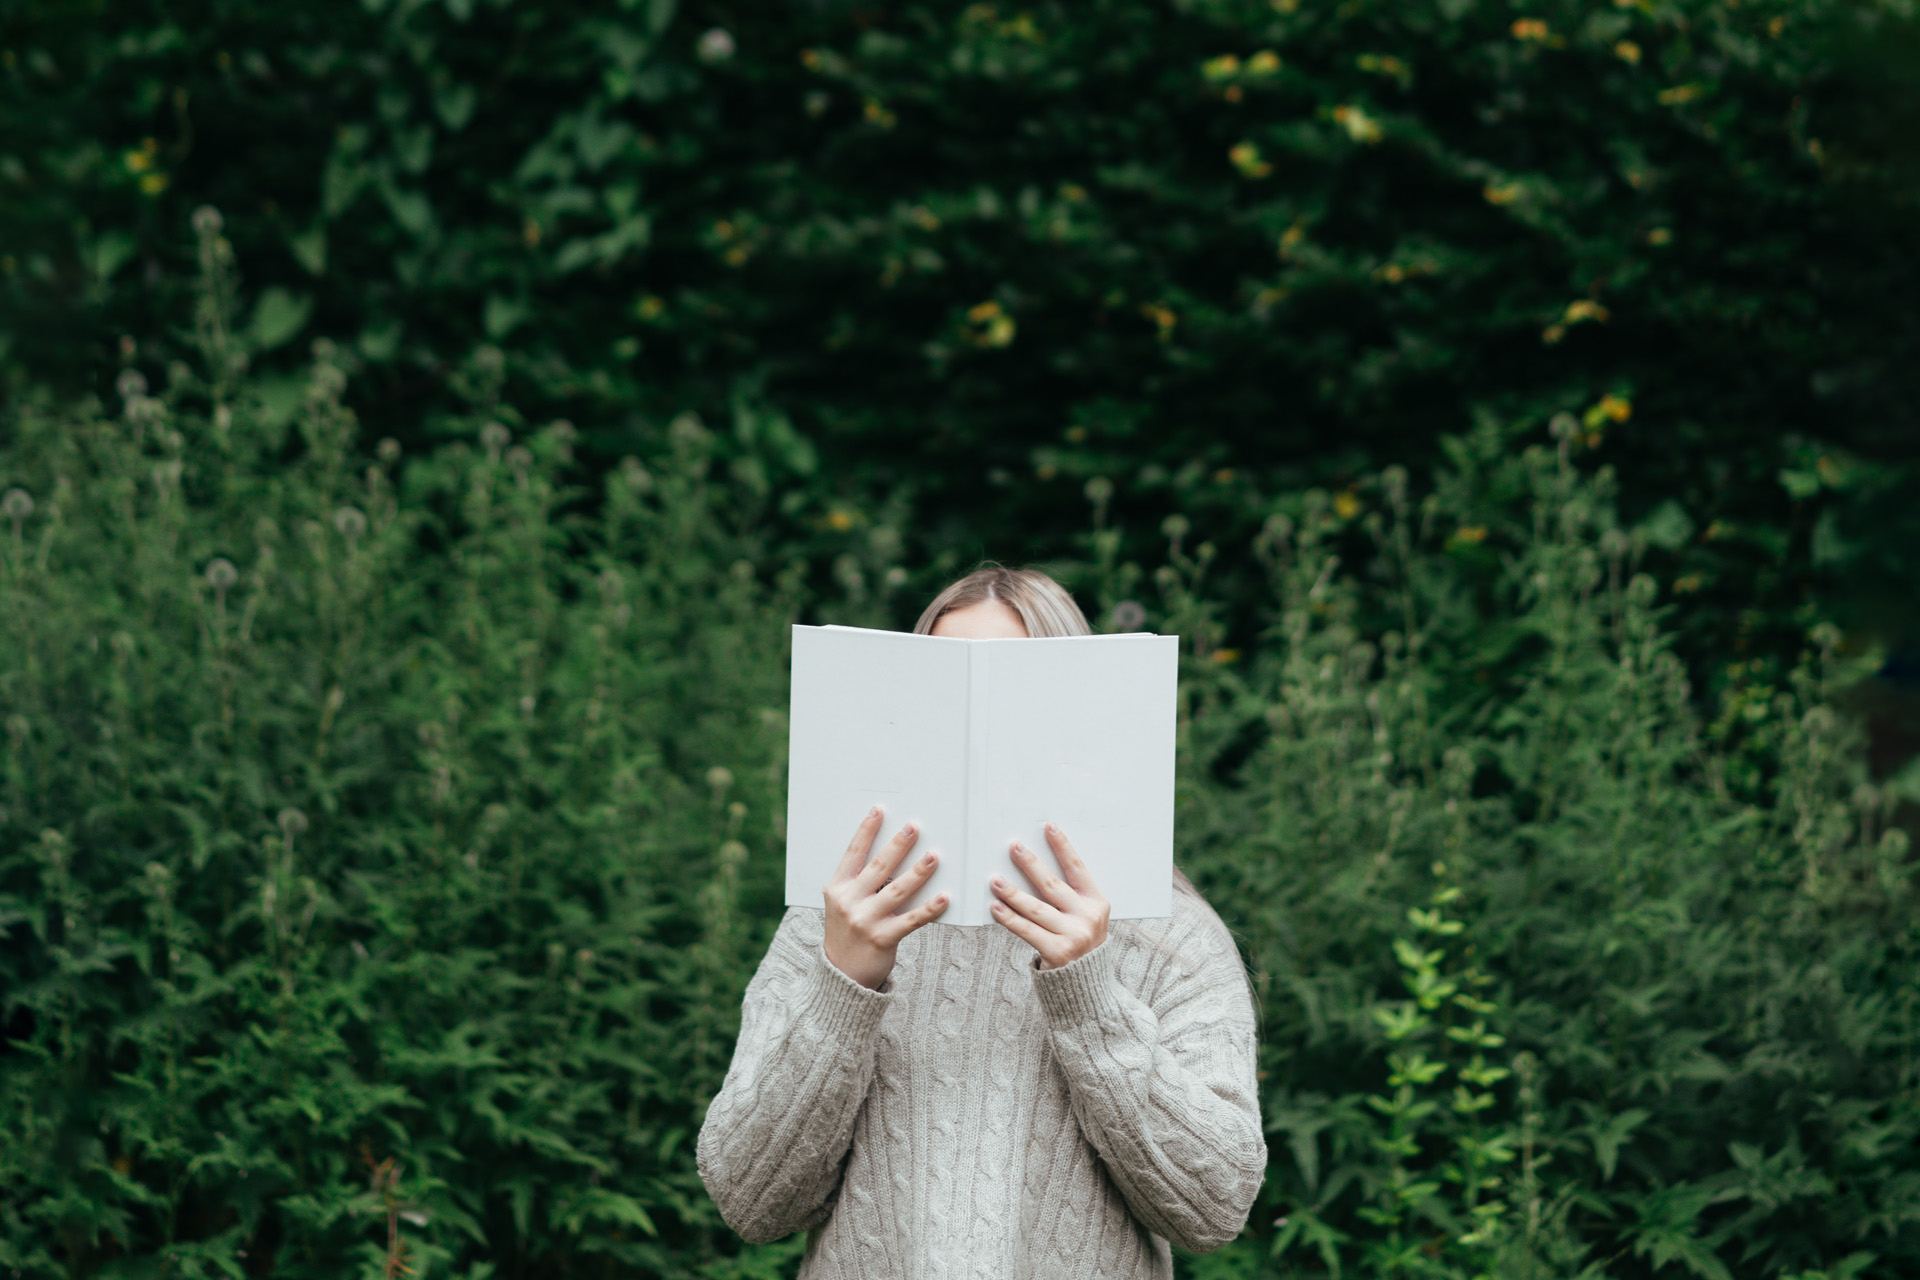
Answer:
[1030, 904, 1267, 1253]
[696, 908, 892, 1244]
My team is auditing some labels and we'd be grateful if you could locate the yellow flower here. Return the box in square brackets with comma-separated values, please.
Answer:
[1332, 104, 1383, 144]
[1614, 39, 1642, 64]
[1582, 394, 1633, 428]
[1202, 54, 1241, 82]
[1449, 525, 1488, 547]
[1229, 140, 1273, 178]
[635, 295, 666, 321]
[826, 509, 855, 532]
[800, 48, 823, 71]
[1657, 83, 1706, 105]
[1562, 299, 1611, 325]
[1768, 15, 1787, 36]
[908, 205, 941, 231]
[523, 217, 542, 247]
[123, 149, 152, 174]
[1251, 286, 1290, 314]
[1356, 53, 1409, 82]
[1483, 181, 1522, 206]
[1511, 18, 1550, 40]
[1246, 50, 1282, 76]
[1647, 227, 1673, 245]
[1214, 468, 1236, 483]
[1140, 302, 1177, 341]
[1209, 648, 1241, 665]
[965, 301, 1016, 348]
[863, 98, 897, 129]
[1278, 222, 1308, 257]
[1673, 574, 1702, 594]
[1333, 490, 1361, 519]
[138, 172, 170, 196]
[1541, 324, 1567, 345]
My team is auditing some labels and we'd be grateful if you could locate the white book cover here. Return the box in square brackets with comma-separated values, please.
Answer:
[784, 624, 1178, 925]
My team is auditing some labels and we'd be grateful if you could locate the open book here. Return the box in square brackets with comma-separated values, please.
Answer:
[785, 624, 1178, 925]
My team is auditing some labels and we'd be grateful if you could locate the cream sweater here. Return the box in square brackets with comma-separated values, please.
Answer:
[696, 894, 1266, 1278]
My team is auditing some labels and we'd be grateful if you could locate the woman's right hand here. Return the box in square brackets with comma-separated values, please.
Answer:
[823, 806, 948, 990]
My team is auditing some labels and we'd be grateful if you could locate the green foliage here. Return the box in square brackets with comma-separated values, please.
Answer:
[1171, 433, 1920, 1277]
[3, 226, 1917, 1279]
[4, 0, 1918, 673]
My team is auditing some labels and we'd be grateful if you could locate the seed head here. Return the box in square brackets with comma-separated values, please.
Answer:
[117, 369, 149, 399]
[1109, 600, 1148, 632]
[376, 437, 402, 463]
[332, 506, 367, 541]
[1083, 476, 1114, 505]
[480, 422, 511, 459]
[191, 206, 224, 236]
[697, 28, 737, 63]
[2, 489, 32, 521]
[277, 807, 309, 840]
[707, 766, 735, 792]
[204, 558, 238, 590]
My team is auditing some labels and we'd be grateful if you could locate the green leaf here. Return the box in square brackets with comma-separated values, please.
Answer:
[484, 295, 529, 340]
[84, 229, 138, 282]
[435, 82, 477, 131]
[289, 227, 327, 276]
[248, 287, 313, 352]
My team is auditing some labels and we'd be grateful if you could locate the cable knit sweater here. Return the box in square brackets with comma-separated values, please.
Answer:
[696, 891, 1266, 1278]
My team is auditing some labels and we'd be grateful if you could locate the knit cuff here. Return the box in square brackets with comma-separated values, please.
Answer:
[794, 942, 894, 1044]
[1031, 938, 1126, 1028]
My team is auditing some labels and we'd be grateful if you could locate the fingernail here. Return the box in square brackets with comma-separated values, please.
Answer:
[991, 875, 1008, 890]
[920, 854, 937, 869]
[902, 821, 917, 836]
[868, 805, 880, 817]
[1046, 822, 1058, 835]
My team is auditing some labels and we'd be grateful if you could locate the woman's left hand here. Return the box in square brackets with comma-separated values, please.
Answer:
[990, 823, 1110, 970]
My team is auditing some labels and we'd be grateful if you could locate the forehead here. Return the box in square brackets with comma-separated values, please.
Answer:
[930, 598, 1028, 639]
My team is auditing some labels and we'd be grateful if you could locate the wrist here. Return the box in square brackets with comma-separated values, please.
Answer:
[824, 937, 893, 990]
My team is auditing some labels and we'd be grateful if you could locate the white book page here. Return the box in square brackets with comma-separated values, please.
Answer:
[785, 626, 971, 916]
[967, 634, 1178, 922]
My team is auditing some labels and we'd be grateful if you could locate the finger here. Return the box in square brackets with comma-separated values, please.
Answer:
[876, 891, 949, 945]
[990, 899, 1059, 959]
[829, 806, 885, 883]
[1011, 841, 1080, 911]
[854, 821, 920, 891]
[990, 874, 1073, 933]
[878, 851, 939, 909]
[1044, 823, 1104, 898]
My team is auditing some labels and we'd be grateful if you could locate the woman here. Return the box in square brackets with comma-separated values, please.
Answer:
[697, 566, 1265, 1278]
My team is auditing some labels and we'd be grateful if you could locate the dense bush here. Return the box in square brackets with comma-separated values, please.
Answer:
[3, 228, 1916, 1278]
[5, 0, 1918, 676]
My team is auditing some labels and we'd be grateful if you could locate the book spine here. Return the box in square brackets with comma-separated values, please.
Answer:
[964, 642, 992, 926]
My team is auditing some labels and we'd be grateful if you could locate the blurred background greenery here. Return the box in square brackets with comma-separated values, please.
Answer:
[2, 0, 1918, 1276]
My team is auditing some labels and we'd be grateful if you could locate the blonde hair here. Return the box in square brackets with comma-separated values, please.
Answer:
[911, 564, 1214, 913]
[912, 563, 1092, 639]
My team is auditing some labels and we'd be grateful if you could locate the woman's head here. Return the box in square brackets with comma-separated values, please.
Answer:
[914, 564, 1091, 640]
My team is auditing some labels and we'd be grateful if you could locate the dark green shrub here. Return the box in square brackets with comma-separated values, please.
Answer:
[5, 0, 1917, 671]
[2, 231, 1915, 1278]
